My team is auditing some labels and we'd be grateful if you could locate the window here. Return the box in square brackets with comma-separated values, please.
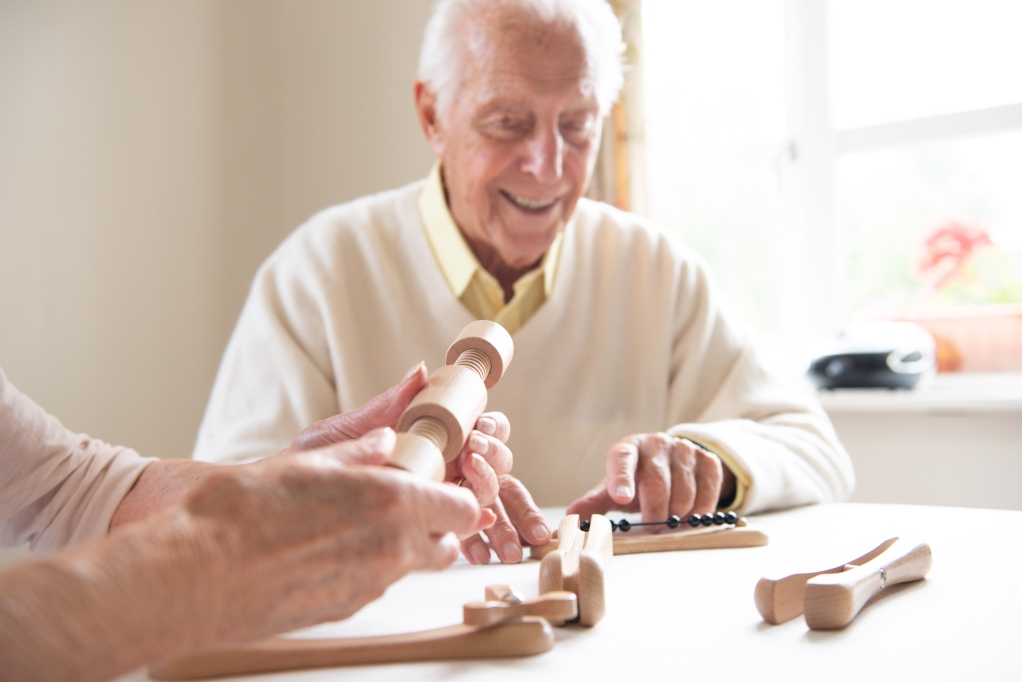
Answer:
[641, 0, 1022, 373]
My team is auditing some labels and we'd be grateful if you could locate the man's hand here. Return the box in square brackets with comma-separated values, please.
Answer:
[460, 474, 550, 565]
[566, 433, 736, 526]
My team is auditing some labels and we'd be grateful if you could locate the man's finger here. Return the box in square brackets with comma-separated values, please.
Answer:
[667, 441, 698, 519]
[498, 475, 549, 545]
[481, 494, 523, 564]
[460, 533, 493, 565]
[459, 452, 499, 507]
[606, 438, 640, 504]
[475, 411, 511, 443]
[291, 363, 428, 450]
[463, 431, 513, 477]
[565, 481, 617, 519]
[690, 450, 724, 517]
[635, 438, 671, 525]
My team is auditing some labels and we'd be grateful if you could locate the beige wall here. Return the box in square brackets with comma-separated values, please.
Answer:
[0, 0, 436, 463]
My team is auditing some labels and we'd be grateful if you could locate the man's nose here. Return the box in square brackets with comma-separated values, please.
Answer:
[520, 128, 563, 183]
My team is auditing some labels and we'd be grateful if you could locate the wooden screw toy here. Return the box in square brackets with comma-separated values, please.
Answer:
[755, 537, 933, 629]
[389, 321, 513, 481]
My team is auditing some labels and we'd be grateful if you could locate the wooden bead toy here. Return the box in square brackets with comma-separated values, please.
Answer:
[531, 513, 767, 559]
[755, 536, 932, 630]
[388, 321, 514, 481]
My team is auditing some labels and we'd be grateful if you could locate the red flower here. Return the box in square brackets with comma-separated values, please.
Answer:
[915, 221, 992, 289]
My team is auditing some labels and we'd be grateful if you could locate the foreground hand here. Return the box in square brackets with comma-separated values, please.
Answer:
[460, 475, 550, 565]
[183, 428, 491, 640]
[566, 433, 735, 527]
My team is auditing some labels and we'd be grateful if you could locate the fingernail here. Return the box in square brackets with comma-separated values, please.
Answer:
[530, 523, 550, 544]
[402, 362, 424, 381]
[363, 427, 395, 449]
[468, 432, 488, 454]
[502, 542, 523, 564]
[469, 544, 491, 565]
[616, 485, 633, 500]
[477, 416, 497, 436]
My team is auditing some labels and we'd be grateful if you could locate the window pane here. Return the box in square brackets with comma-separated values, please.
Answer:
[838, 129, 1022, 315]
[829, 0, 1022, 129]
[643, 0, 787, 341]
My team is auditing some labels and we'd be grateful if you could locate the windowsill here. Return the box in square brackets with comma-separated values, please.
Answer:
[816, 372, 1022, 414]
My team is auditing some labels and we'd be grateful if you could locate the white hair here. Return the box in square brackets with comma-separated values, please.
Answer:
[417, 0, 625, 115]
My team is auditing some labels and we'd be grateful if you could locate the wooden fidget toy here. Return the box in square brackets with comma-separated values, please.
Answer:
[538, 514, 614, 626]
[531, 511, 768, 559]
[388, 321, 513, 481]
[149, 588, 572, 680]
[755, 537, 933, 630]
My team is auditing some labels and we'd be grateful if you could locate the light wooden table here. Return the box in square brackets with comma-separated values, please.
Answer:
[122, 503, 1022, 682]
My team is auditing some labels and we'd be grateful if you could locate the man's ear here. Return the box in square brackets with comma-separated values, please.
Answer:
[414, 81, 446, 156]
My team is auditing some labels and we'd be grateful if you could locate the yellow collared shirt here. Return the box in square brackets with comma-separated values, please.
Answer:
[417, 163, 562, 335]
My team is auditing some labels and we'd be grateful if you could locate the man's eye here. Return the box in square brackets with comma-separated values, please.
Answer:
[561, 119, 595, 144]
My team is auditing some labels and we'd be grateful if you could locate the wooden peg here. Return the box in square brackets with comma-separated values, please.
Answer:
[149, 618, 554, 680]
[388, 321, 513, 481]
[464, 591, 578, 628]
[804, 539, 933, 630]
[755, 537, 899, 625]
[538, 514, 612, 627]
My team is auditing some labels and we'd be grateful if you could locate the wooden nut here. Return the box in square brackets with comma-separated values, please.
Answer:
[387, 432, 446, 482]
[397, 365, 487, 462]
[446, 321, 514, 389]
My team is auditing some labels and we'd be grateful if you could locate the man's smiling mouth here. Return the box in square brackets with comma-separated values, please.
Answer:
[501, 190, 557, 212]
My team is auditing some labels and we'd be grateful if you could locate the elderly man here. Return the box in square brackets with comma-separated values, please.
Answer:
[194, 0, 854, 564]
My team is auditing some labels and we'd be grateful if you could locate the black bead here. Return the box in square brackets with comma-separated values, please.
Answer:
[579, 520, 591, 532]
[618, 519, 632, 532]
[713, 512, 727, 525]
[688, 514, 702, 527]
[724, 511, 739, 524]
[700, 514, 714, 526]
[666, 515, 681, 529]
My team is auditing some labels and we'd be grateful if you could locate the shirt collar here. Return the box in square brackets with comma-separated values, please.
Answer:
[417, 161, 563, 300]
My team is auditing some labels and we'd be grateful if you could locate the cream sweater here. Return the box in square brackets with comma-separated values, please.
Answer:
[194, 181, 854, 511]
[0, 369, 153, 553]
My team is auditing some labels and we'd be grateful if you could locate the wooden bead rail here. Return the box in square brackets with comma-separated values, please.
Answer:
[581, 511, 741, 533]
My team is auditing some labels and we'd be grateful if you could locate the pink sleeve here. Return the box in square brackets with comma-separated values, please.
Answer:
[0, 369, 155, 554]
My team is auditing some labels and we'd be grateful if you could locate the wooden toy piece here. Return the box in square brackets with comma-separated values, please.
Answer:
[530, 514, 767, 559]
[803, 538, 932, 630]
[149, 582, 553, 680]
[388, 321, 513, 481]
[149, 619, 553, 680]
[755, 537, 899, 625]
[538, 514, 613, 626]
[464, 590, 578, 628]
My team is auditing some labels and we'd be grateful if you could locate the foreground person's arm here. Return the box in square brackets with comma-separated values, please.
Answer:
[0, 430, 487, 682]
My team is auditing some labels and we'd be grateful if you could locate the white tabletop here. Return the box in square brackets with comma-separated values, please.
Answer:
[123, 503, 1022, 682]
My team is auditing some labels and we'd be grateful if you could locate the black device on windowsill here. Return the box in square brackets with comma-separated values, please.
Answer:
[807, 321, 937, 390]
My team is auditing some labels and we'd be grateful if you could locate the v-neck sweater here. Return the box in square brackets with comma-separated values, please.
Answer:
[193, 180, 853, 511]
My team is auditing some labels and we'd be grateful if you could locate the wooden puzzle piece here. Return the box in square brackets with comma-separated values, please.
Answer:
[538, 514, 613, 626]
[149, 584, 557, 680]
[755, 537, 933, 630]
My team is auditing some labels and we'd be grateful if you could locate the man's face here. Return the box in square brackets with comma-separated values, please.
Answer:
[421, 18, 603, 273]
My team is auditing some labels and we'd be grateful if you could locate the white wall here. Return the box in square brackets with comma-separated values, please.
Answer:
[0, 0, 436, 466]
